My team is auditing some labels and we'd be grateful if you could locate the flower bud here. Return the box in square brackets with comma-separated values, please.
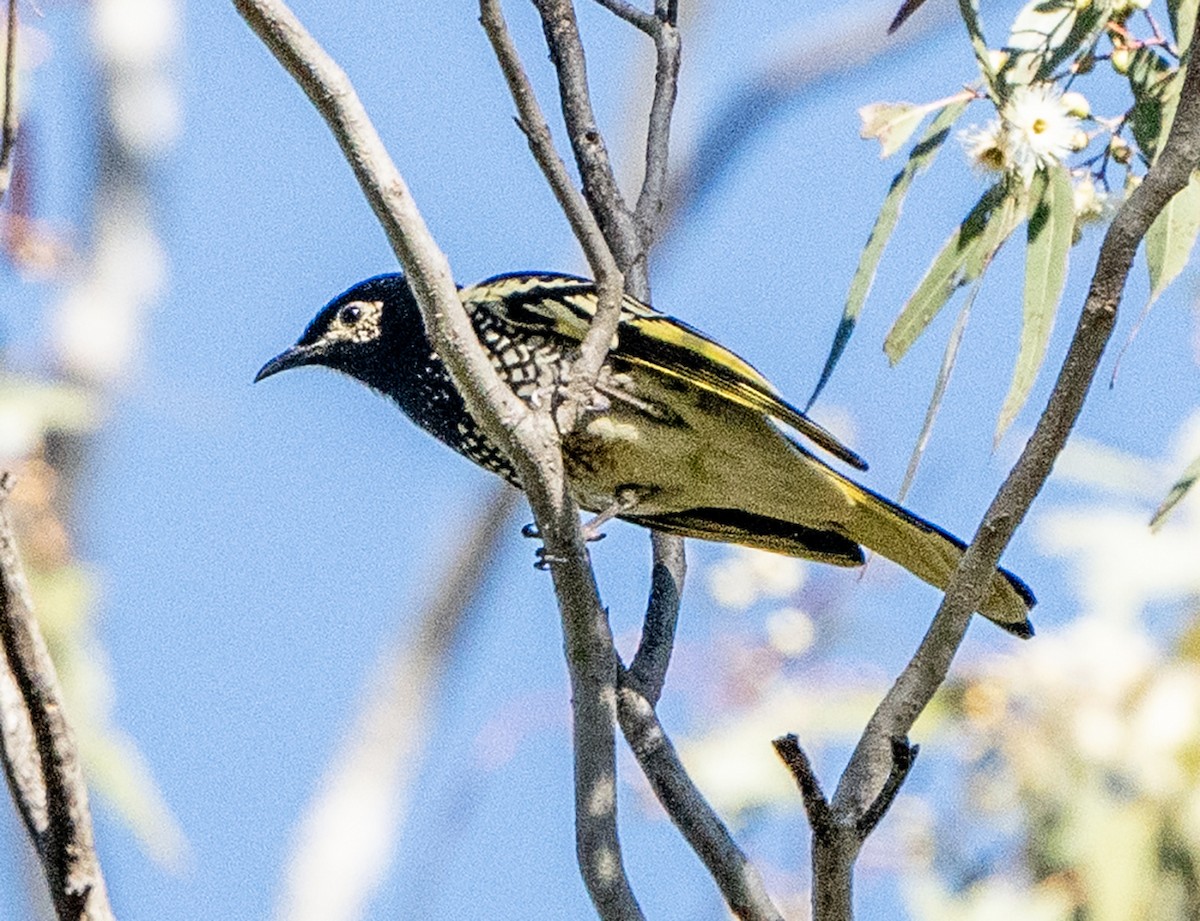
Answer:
[1061, 91, 1091, 118]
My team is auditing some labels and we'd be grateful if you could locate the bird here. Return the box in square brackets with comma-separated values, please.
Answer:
[256, 271, 1035, 636]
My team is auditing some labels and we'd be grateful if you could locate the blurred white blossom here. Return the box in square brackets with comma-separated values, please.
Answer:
[960, 120, 1009, 174]
[1072, 176, 1110, 227]
[765, 606, 816, 657]
[707, 547, 806, 611]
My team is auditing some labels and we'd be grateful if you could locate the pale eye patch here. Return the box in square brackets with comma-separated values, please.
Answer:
[329, 299, 383, 343]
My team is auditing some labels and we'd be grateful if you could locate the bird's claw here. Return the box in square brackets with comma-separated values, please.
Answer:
[521, 522, 541, 539]
[580, 525, 608, 544]
[533, 546, 566, 571]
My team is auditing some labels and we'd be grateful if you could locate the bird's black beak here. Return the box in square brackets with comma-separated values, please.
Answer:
[254, 343, 319, 383]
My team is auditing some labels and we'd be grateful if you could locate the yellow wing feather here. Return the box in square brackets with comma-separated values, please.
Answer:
[464, 273, 868, 470]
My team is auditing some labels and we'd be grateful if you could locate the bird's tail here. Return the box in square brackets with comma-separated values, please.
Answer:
[840, 481, 1035, 636]
[624, 432, 1035, 635]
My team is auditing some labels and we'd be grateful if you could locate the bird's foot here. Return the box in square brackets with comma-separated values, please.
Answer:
[580, 486, 642, 542]
[528, 488, 642, 567]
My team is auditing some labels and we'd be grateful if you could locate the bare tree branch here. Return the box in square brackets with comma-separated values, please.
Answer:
[515, 5, 786, 917]
[532, 0, 644, 280]
[0, 0, 17, 197]
[626, 4, 680, 244]
[0, 474, 113, 921]
[773, 735, 835, 841]
[477, 0, 625, 423]
[593, 0, 656, 34]
[623, 532, 683, 704]
[618, 679, 783, 921]
[792, 15, 1200, 920]
[233, 3, 644, 918]
[853, 737, 917, 839]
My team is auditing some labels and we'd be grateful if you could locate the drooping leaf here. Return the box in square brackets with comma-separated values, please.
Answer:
[1168, 0, 1198, 51]
[898, 295, 973, 504]
[889, 0, 931, 33]
[963, 184, 1026, 279]
[884, 183, 1023, 364]
[1007, 0, 1113, 87]
[957, 0, 1000, 97]
[1150, 2, 1195, 164]
[859, 102, 930, 159]
[1110, 171, 1200, 386]
[996, 164, 1073, 444]
[1126, 47, 1177, 159]
[807, 99, 970, 408]
[1146, 170, 1200, 305]
[1151, 453, 1200, 530]
[1006, 0, 1077, 52]
[1002, 0, 1078, 86]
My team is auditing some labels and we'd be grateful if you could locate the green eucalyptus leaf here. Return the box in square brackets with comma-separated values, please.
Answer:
[1126, 47, 1175, 159]
[859, 102, 929, 159]
[1151, 453, 1200, 530]
[808, 99, 970, 408]
[1168, 0, 1198, 50]
[898, 296, 973, 504]
[996, 164, 1073, 444]
[1026, 0, 1112, 85]
[1003, 0, 1078, 86]
[884, 182, 1022, 364]
[958, 0, 1000, 97]
[1146, 170, 1200, 305]
[1153, 3, 1195, 164]
[963, 185, 1025, 279]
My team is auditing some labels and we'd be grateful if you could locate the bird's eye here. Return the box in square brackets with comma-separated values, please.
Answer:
[338, 303, 363, 325]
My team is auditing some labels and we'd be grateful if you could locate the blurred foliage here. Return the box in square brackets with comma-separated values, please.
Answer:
[903, 416, 1200, 919]
[0, 0, 186, 876]
[678, 406, 1200, 917]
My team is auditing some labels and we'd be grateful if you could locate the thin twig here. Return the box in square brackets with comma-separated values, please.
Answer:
[593, 0, 657, 34]
[617, 679, 784, 921]
[632, 8, 680, 244]
[807, 14, 1200, 921]
[233, 3, 643, 918]
[0, 563, 46, 849]
[854, 738, 917, 840]
[0, 0, 17, 199]
[772, 735, 835, 841]
[477, 0, 624, 417]
[0, 474, 113, 921]
[624, 531, 683, 704]
[532, 0, 642, 275]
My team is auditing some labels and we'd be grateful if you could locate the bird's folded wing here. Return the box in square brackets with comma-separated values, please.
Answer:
[466, 272, 868, 471]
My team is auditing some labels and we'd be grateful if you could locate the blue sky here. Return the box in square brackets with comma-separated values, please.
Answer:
[2, 1, 1197, 918]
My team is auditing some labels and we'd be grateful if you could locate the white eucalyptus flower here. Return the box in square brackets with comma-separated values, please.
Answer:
[1001, 83, 1080, 183]
[959, 119, 1010, 174]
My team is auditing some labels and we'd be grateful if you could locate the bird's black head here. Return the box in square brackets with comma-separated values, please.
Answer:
[255, 273, 423, 393]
